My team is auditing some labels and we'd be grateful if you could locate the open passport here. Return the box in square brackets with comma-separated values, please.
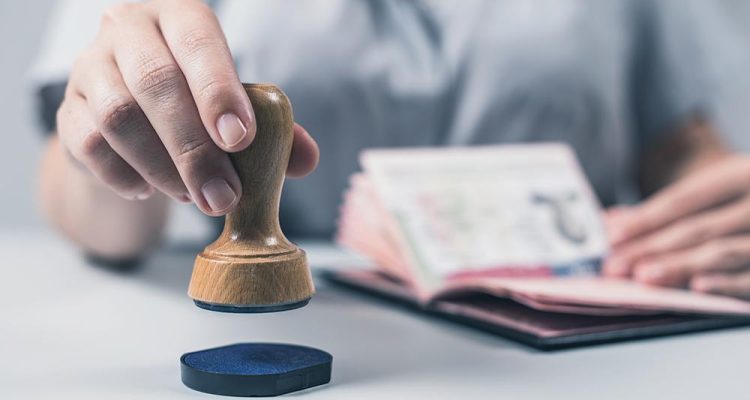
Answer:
[329, 144, 750, 349]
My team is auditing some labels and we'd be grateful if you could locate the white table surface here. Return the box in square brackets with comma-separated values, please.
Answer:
[2, 229, 748, 399]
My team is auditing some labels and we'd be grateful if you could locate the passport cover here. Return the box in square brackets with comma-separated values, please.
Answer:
[324, 269, 750, 350]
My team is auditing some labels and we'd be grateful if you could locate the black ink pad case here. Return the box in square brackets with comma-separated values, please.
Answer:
[180, 343, 332, 397]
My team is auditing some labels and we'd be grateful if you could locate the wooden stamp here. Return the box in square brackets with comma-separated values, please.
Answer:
[187, 83, 315, 313]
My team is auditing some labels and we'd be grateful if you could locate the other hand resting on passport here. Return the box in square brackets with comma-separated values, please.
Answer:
[604, 155, 750, 300]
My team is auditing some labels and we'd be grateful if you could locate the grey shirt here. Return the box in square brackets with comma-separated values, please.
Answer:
[31, 0, 750, 237]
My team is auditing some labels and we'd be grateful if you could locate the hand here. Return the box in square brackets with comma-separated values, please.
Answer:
[602, 155, 750, 299]
[56, 0, 319, 216]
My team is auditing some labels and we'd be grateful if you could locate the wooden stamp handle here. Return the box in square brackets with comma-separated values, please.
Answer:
[188, 84, 314, 313]
[214, 83, 295, 255]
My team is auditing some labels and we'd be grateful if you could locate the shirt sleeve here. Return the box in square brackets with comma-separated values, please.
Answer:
[630, 0, 750, 152]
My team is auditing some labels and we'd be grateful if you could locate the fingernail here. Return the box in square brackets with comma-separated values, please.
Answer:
[216, 113, 247, 147]
[201, 178, 237, 213]
[135, 186, 155, 200]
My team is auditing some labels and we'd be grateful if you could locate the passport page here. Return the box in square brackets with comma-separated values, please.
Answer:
[360, 143, 608, 293]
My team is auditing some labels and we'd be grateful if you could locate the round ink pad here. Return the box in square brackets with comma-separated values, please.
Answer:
[180, 343, 332, 397]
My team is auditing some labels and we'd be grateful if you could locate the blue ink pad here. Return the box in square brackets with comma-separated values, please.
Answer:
[181, 343, 332, 397]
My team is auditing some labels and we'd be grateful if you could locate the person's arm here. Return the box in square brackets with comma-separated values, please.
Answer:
[40, 134, 169, 260]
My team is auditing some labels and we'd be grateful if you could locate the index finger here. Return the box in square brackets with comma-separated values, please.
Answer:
[611, 156, 749, 245]
[153, 0, 256, 152]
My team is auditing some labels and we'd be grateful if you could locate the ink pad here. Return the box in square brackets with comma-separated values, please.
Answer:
[180, 343, 332, 397]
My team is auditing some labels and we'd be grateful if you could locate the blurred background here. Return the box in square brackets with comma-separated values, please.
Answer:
[1, 0, 56, 229]
[3, 0, 750, 233]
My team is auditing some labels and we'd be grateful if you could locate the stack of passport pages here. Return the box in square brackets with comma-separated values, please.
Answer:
[326, 143, 750, 350]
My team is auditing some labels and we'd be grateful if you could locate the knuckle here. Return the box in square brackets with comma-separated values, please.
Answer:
[717, 242, 747, 267]
[133, 59, 183, 99]
[173, 136, 213, 167]
[196, 79, 233, 106]
[78, 130, 109, 160]
[97, 97, 142, 134]
[683, 223, 713, 245]
[179, 27, 223, 58]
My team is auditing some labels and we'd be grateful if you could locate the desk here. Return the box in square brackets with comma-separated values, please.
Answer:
[1, 230, 747, 399]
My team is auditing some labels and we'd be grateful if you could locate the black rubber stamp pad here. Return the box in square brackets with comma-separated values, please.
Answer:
[181, 343, 332, 397]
